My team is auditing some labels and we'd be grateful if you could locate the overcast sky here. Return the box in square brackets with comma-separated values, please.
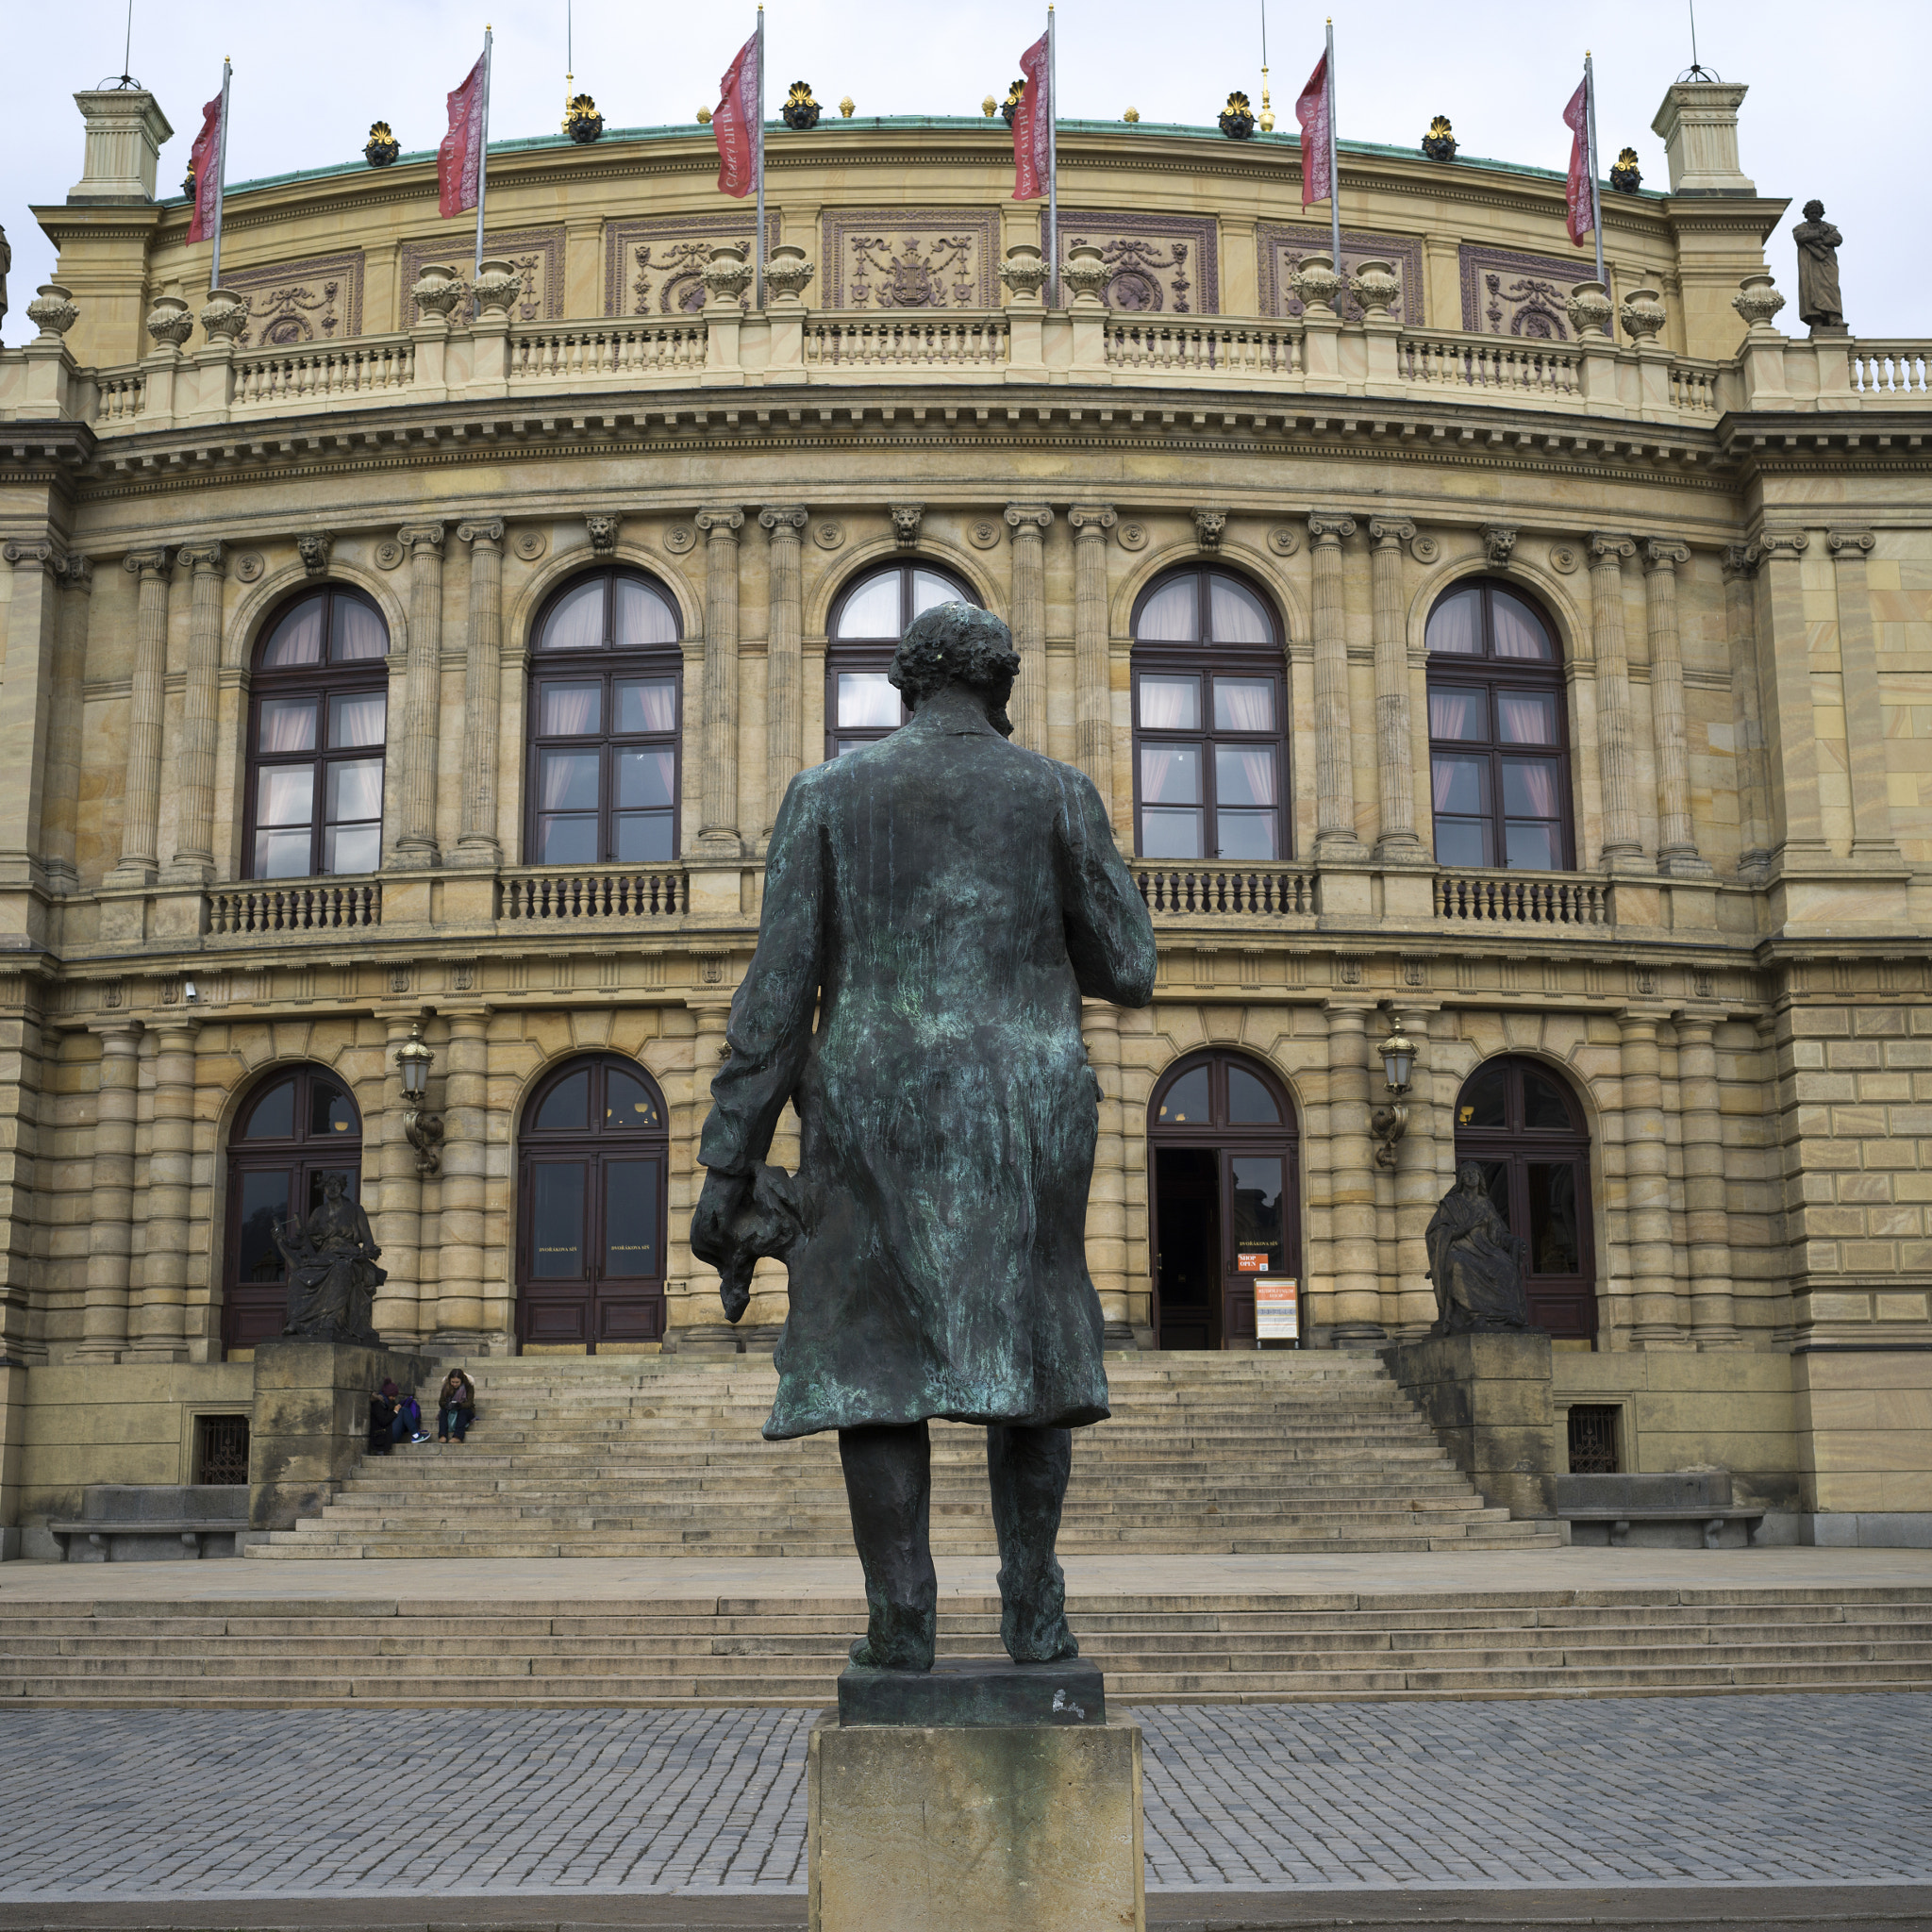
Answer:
[2, 0, 1923, 346]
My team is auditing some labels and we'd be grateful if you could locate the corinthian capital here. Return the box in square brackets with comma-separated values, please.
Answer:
[1307, 511, 1357, 545]
[1641, 538, 1690, 574]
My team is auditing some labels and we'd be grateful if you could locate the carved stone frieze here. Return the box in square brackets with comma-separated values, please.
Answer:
[401, 228, 562, 325]
[218, 252, 366, 346]
[604, 213, 779, 316]
[1258, 225, 1424, 324]
[1459, 245, 1590, 339]
[821, 209, 1000, 309]
[1058, 211, 1219, 314]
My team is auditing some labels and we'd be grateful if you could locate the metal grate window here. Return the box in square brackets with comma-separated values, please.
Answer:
[1567, 1404, 1620, 1474]
[196, 1414, 251, 1486]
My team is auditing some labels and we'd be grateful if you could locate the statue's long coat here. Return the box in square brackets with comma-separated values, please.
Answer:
[698, 705, 1158, 1440]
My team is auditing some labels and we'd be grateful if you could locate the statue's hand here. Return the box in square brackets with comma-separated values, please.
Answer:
[692, 1169, 756, 1323]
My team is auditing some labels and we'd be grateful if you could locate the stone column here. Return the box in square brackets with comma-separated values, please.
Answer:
[696, 508, 744, 849]
[1674, 1012, 1738, 1347]
[129, 1021, 197, 1359]
[1081, 1004, 1132, 1344]
[1367, 518, 1422, 858]
[0, 541, 62, 899]
[454, 520, 505, 866]
[1751, 529, 1827, 865]
[1393, 1005, 1442, 1332]
[108, 549, 173, 887]
[372, 1014, 423, 1340]
[1068, 507, 1115, 810]
[1006, 504, 1054, 756]
[1618, 1009, 1683, 1345]
[1721, 545, 1773, 873]
[1590, 533, 1644, 870]
[1308, 513, 1364, 858]
[42, 555, 92, 895]
[393, 524, 446, 868]
[1642, 539, 1707, 877]
[165, 541, 225, 882]
[77, 1022, 142, 1359]
[436, 1011, 490, 1338]
[760, 506, 808, 837]
[676, 995, 736, 1350]
[1325, 1001, 1384, 1344]
[1828, 530, 1900, 864]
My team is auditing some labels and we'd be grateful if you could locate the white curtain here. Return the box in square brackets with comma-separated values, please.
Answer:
[260, 601, 324, 669]
[1213, 678, 1274, 731]
[1424, 588, 1480, 656]
[1136, 578, 1197, 641]
[1491, 591, 1553, 659]
[1428, 689, 1483, 741]
[258, 698, 317, 753]
[541, 684, 603, 737]
[1208, 575, 1272, 645]
[540, 750, 598, 811]
[1217, 747, 1276, 806]
[834, 572, 903, 640]
[541, 581, 606, 653]
[1496, 692, 1556, 745]
[327, 693, 385, 749]
[1139, 676, 1198, 729]
[330, 599, 388, 662]
[618, 680, 677, 734]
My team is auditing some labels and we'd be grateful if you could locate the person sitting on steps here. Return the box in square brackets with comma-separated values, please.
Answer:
[437, 1368, 476, 1443]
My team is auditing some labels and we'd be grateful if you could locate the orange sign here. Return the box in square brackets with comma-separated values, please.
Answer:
[1237, 1252, 1269, 1273]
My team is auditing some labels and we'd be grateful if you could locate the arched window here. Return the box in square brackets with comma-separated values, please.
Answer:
[1425, 580, 1573, 872]
[223, 1065, 362, 1356]
[1147, 1050, 1301, 1351]
[824, 560, 979, 758]
[517, 1053, 670, 1351]
[1130, 567, 1287, 862]
[1453, 1056, 1596, 1342]
[526, 568, 683, 866]
[244, 586, 389, 879]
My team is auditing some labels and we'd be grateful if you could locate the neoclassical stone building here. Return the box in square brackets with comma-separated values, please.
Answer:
[0, 72, 1928, 1545]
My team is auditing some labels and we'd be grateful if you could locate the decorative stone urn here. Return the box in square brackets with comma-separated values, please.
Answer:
[410, 264, 467, 321]
[1565, 279, 1615, 339]
[198, 287, 249, 342]
[1731, 273, 1787, 333]
[1348, 258, 1401, 319]
[701, 244, 755, 308]
[471, 258, 524, 317]
[26, 284, 80, 341]
[1289, 253, 1343, 316]
[764, 244, 816, 302]
[1618, 286, 1668, 344]
[997, 243, 1048, 302]
[1061, 243, 1109, 307]
[144, 292, 193, 349]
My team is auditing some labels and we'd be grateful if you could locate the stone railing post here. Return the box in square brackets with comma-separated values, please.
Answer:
[1618, 1009, 1684, 1346]
[129, 1021, 198, 1359]
[1674, 1012, 1739, 1347]
[165, 541, 225, 883]
[1642, 539, 1707, 877]
[1006, 505, 1054, 756]
[1590, 533, 1644, 870]
[108, 548, 173, 888]
[760, 506, 808, 839]
[1828, 529, 1900, 865]
[1325, 1000, 1384, 1345]
[42, 554, 93, 896]
[696, 508, 745, 851]
[1308, 513, 1364, 859]
[391, 525, 446, 868]
[1721, 544, 1773, 873]
[1068, 507, 1115, 809]
[453, 520, 505, 866]
[76, 1021, 142, 1360]
[1367, 518, 1422, 858]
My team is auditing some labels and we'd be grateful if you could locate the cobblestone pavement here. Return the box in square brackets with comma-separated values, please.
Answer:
[2, 1695, 1927, 1900]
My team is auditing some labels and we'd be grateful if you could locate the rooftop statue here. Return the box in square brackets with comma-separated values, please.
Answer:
[1792, 199, 1845, 334]
[1424, 1160, 1534, 1335]
[692, 602, 1158, 1673]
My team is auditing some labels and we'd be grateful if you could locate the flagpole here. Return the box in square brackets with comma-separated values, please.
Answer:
[1046, 5, 1058, 308]
[475, 27, 493, 293]
[755, 6, 766, 309]
[209, 57, 231, 290]
[1324, 19, 1340, 270]
[1584, 49, 1606, 286]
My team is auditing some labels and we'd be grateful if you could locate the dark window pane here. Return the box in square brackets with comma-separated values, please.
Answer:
[605, 1068, 662, 1131]
[242, 1078, 295, 1141]
[309, 1080, 358, 1139]
[257, 765, 315, 827]
[1217, 811, 1278, 861]
[1523, 1071, 1574, 1131]
[538, 750, 600, 811]
[617, 750, 675, 809]
[1491, 590, 1554, 660]
[1527, 1162, 1581, 1273]
[1140, 675, 1199, 729]
[603, 1158, 660, 1277]
[307, 1168, 357, 1215]
[1215, 745, 1275, 808]
[615, 813, 675, 862]
[539, 579, 606, 652]
[1502, 758, 1561, 818]
[1504, 821, 1560, 871]
[1158, 1066, 1210, 1126]
[616, 678, 677, 734]
[1425, 586, 1480, 656]
[325, 824, 381, 874]
[259, 697, 318, 754]
[537, 817, 598, 864]
[535, 1069, 591, 1132]
[1141, 808, 1204, 859]
[1141, 744, 1201, 805]
[330, 597, 388, 662]
[1496, 691, 1559, 745]
[1428, 688, 1487, 741]
[1433, 819, 1491, 867]
[1137, 578, 1198, 641]
[1225, 1067, 1281, 1125]
[1229, 1155, 1285, 1260]
[1477, 1160, 1511, 1226]
[613, 579, 677, 646]
[260, 600, 324, 669]
[530, 1162, 587, 1278]
[1457, 1065, 1507, 1129]
[1431, 755, 1487, 816]
[236, 1170, 291, 1282]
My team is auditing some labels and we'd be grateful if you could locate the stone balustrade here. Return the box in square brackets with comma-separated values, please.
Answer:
[1133, 862, 1318, 920]
[208, 879, 383, 936]
[500, 863, 689, 924]
[1432, 868, 1611, 928]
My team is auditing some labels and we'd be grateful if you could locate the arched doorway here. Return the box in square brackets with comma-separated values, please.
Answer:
[516, 1054, 670, 1351]
[1453, 1057, 1597, 1341]
[1148, 1052, 1301, 1350]
[223, 1066, 362, 1357]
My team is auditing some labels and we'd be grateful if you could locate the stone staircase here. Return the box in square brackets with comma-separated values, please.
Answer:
[249, 1352, 1562, 1560]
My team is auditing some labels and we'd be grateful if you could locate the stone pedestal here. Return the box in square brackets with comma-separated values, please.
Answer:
[246, 1339, 430, 1531]
[1380, 1329, 1556, 1519]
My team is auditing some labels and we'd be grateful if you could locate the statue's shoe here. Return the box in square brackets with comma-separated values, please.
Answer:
[848, 1635, 934, 1672]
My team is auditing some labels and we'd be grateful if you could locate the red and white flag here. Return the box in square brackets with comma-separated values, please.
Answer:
[714, 30, 759, 198]
[187, 87, 225, 244]
[1011, 30, 1051, 202]
[1295, 52, 1332, 208]
[1562, 76, 1596, 246]
[439, 52, 488, 218]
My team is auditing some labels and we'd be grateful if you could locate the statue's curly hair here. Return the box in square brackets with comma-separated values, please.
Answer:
[888, 602, 1021, 709]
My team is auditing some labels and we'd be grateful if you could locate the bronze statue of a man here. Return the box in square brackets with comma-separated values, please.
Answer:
[692, 602, 1158, 1672]
[1793, 200, 1845, 333]
[1424, 1160, 1532, 1333]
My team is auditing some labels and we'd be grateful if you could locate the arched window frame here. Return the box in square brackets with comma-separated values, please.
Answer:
[242, 585, 390, 880]
[1424, 577, 1574, 873]
[1129, 565, 1290, 863]
[525, 567, 684, 867]
[824, 559, 979, 758]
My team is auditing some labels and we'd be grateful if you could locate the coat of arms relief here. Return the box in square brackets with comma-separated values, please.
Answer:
[218, 252, 365, 347]
[1058, 214, 1219, 314]
[820, 211, 999, 309]
[602, 217, 778, 316]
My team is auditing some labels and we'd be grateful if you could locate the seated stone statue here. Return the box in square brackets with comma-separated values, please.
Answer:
[275, 1173, 385, 1344]
[1424, 1161, 1532, 1333]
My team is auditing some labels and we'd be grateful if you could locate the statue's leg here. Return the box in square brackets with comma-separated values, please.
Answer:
[837, 1422, 937, 1672]
[987, 1424, 1077, 1663]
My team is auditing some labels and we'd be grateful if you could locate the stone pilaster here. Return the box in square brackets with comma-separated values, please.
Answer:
[1589, 533, 1644, 870]
[128, 1021, 197, 1360]
[1006, 504, 1054, 756]
[1392, 1004, 1442, 1333]
[1828, 530, 1900, 865]
[392, 524, 446, 868]
[760, 506, 808, 837]
[0, 541, 62, 901]
[1674, 1012, 1740, 1347]
[1367, 518, 1421, 858]
[75, 1022, 142, 1360]
[1618, 1009, 1685, 1346]
[372, 1014, 424, 1341]
[1324, 1000, 1384, 1344]
[1067, 507, 1115, 809]
[695, 508, 745, 850]
[1750, 529, 1828, 866]
[108, 550, 174, 889]
[453, 520, 505, 866]
[676, 995, 736, 1350]
[164, 541, 225, 883]
[436, 1011, 490, 1339]
[1081, 1004, 1131, 1344]
[1721, 544, 1773, 874]
[42, 555, 92, 895]
[1642, 539, 1707, 877]
[1308, 513, 1364, 858]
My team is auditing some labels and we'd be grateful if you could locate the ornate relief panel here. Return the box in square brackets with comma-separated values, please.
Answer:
[1058, 213, 1219, 314]
[398, 226, 564, 325]
[218, 252, 365, 346]
[820, 209, 1000, 309]
[603, 213, 782, 316]
[1458, 245, 1591, 338]
[1257, 225, 1424, 325]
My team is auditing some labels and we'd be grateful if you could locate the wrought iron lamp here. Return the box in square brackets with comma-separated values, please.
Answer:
[1371, 1016, 1415, 1169]
[393, 1022, 444, 1176]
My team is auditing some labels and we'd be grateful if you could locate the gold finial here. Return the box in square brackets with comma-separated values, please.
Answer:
[982, 94, 996, 117]
[697, 105, 712, 124]
[1258, 65, 1274, 133]
[839, 95, 855, 118]
[1124, 106, 1140, 123]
